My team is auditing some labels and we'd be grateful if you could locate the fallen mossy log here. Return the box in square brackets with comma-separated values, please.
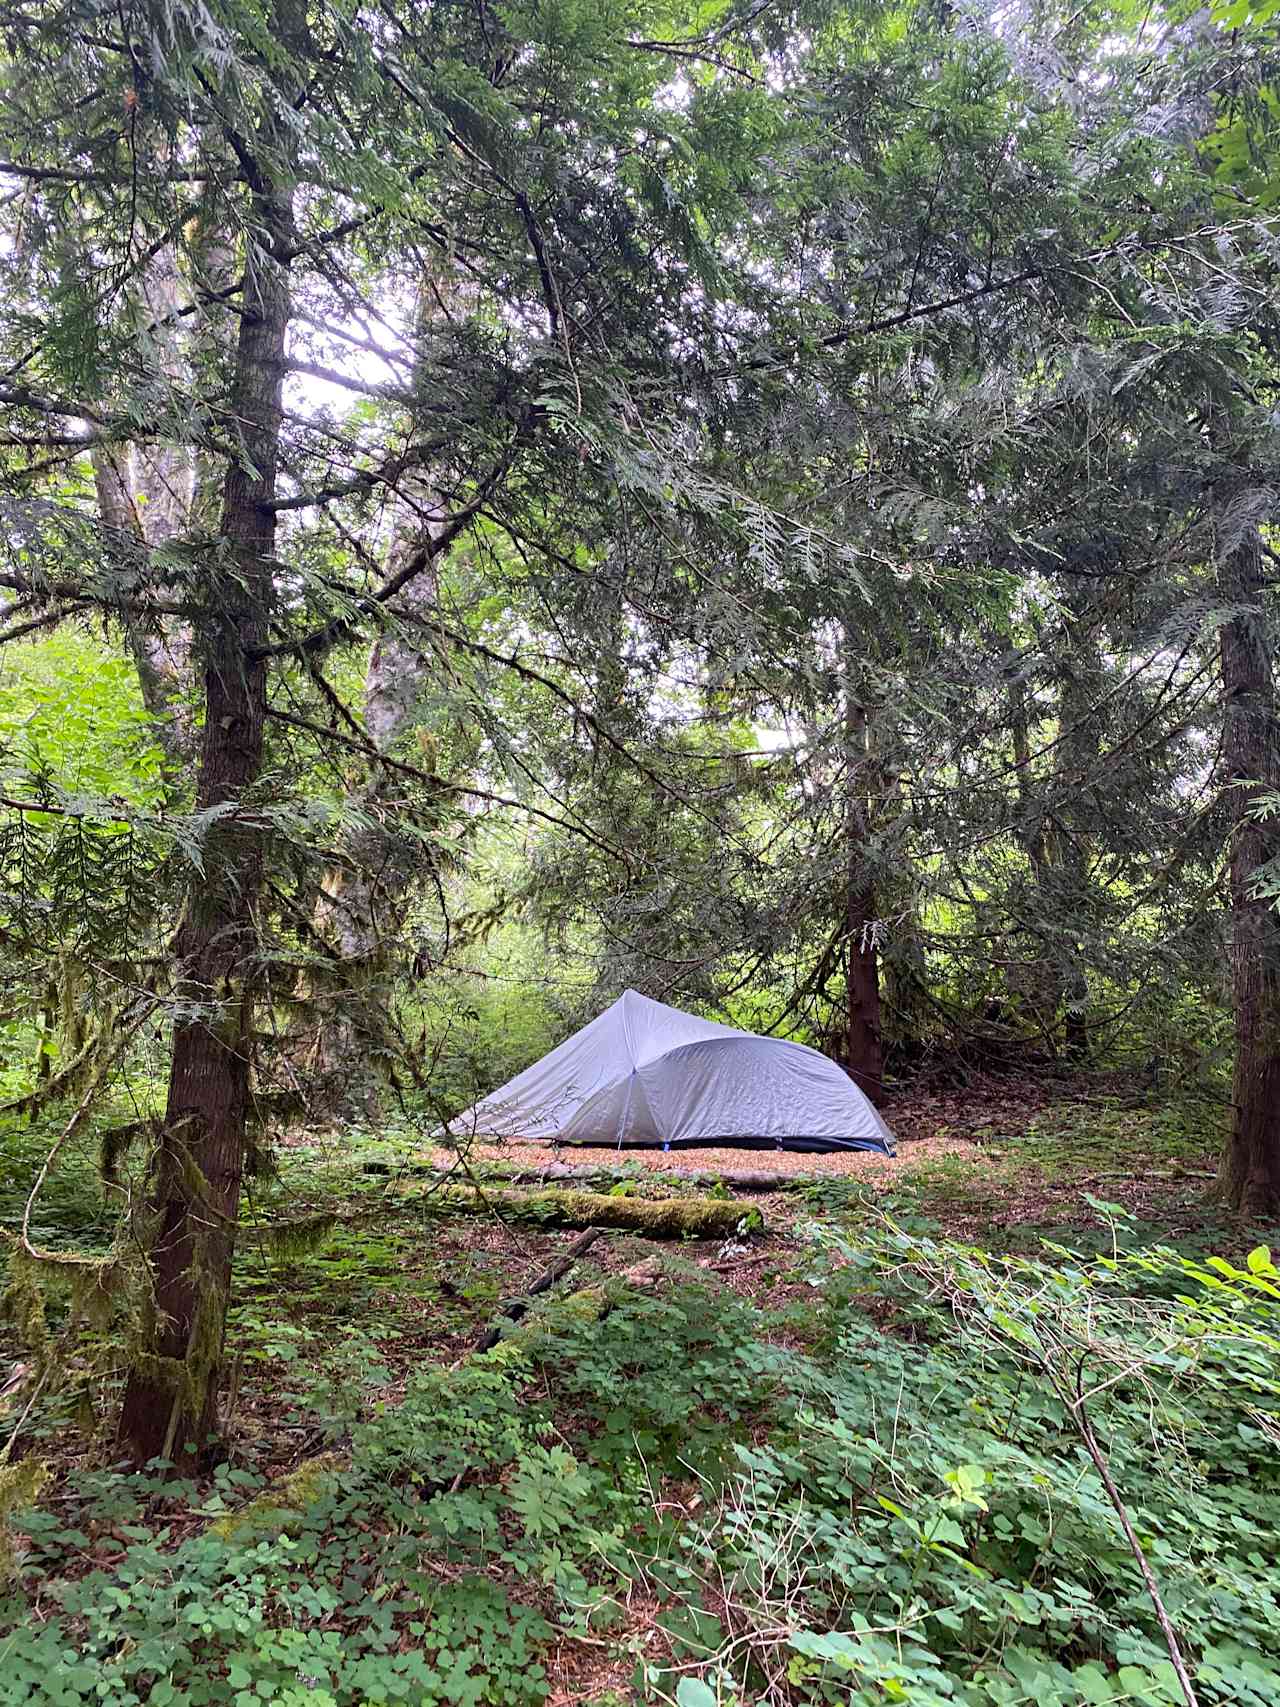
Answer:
[406, 1182, 763, 1237]
[206, 1452, 347, 1544]
[369, 1157, 821, 1193]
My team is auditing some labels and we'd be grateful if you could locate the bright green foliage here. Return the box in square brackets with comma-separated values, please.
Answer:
[0, 633, 165, 806]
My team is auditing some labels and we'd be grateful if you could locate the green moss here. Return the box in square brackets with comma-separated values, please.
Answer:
[207, 1451, 345, 1543]
[99, 1120, 148, 1190]
[255, 1212, 337, 1260]
[420, 1185, 761, 1238]
[0, 1459, 49, 1584]
[1, 1249, 51, 1355]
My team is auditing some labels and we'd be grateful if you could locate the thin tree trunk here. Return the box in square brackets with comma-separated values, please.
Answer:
[1006, 598, 1098, 1058]
[91, 242, 198, 768]
[1006, 671, 1060, 1048]
[1217, 525, 1280, 1214]
[845, 883, 884, 1103]
[842, 678, 884, 1105]
[300, 490, 443, 1111]
[1054, 588, 1102, 1058]
[116, 165, 295, 1467]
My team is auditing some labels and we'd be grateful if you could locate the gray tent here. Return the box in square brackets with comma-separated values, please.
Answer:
[450, 990, 895, 1154]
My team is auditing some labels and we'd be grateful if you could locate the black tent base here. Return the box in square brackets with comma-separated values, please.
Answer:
[527, 1134, 894, 1157]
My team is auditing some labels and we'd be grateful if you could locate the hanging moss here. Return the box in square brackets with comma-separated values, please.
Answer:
[243, 1136, 278, 1180]
[1, 1248, 52, 1357]
[253, 1212, 337, 1260]
[99, 1119, 153, 1189]
[0, 1460, 49, 1585]
[68, 1258, 121, 1332]
[126, 1350, 194, 1403]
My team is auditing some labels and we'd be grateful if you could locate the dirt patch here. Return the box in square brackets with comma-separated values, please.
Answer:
[419, 1129, 973, 1185]
[422, 1070, 1087, 1186]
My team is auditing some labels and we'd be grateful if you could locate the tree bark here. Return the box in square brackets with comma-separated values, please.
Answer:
[842, 681, 885, 1105]
[1054, 586, 1102, 1058]
[91, 242, 199, 768]
[1217, 525, 1280, 1215]
[301, 516, 441, 1110]
[116, 163, 295, 1466]
[846, 883, 884, 1103]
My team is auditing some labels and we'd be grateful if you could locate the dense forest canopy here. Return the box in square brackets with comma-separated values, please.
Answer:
[1, 2, 1280, 1682]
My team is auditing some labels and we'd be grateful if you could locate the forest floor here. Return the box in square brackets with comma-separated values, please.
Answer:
[417, 1068, 1230, 1244]
[2, 1072, 1276, 1707]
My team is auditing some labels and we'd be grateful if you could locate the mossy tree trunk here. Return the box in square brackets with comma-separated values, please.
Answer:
[116, 145, 296, 1468]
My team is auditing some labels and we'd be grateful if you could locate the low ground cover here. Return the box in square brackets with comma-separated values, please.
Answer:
[2, 1081, 1276, 1707]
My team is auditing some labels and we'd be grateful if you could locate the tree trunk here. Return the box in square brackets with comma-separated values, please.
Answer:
[1217, 525, 1280, 1214]
[298, 490, 443, 1112]
[843, 683, 885, 1105]
[1006, 670, 1060, 1047]
[116, 169, 295, 1467]
[846, 885, 884, 1103]
[1005, 596, 1098, 1059]
[91, 242, 199, 769]
[1054, 586, 1102, 1059]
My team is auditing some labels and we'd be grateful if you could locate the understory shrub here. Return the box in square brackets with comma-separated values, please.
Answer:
[648, 1219, 1280, 1706]
[3, 1221, 1278, 1706]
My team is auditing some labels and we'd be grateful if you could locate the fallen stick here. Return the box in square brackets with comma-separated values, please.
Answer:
[473, 1227, 604, 1353]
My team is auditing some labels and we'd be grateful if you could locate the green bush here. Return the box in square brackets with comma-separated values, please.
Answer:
[5, 1215, 1280, 1706]
[650, 1222, 1280, 1706]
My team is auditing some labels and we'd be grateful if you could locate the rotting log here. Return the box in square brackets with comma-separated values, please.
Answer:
[366, 1158, 831, 1193]
[406, 1183, 764, 1238]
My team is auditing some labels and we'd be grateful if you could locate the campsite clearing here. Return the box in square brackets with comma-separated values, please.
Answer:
[2, 1072, 1268, 1707]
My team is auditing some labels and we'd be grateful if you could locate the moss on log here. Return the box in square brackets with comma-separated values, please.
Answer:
[415, 1184, 763, 1238]
[206, 1452, 345, 1544]
[368, 1158, 826, 1192]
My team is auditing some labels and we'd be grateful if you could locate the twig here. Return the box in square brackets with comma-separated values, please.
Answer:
[1066, 1372, 1201, 1707]
[472, 1227, 604, 1353]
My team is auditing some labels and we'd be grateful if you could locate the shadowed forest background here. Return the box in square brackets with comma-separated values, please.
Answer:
[1, 0, 1280, 1702]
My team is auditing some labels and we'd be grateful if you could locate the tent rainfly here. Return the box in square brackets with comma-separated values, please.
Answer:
[450, 989, 895, 1155]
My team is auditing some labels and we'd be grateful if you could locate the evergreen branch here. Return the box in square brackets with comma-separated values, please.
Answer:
[0, 160, 222, 183]
[0, 602, 88, 645]
[251, 450, 516, 662]
[263, 706, 631, 863]
[719, 220, 1265, 378]
[267, 437, 449, 511]
[0, 384, 104, 423]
